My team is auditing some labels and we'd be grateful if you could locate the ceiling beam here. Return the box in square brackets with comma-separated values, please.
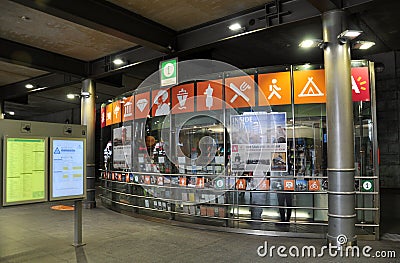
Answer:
[10, 0, 176, 53]
[0, 38, 87, 77]
[306, 0, 340, 12]
[0, 73, 82, 100]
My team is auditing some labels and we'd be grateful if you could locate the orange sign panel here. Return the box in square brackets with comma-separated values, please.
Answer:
[179, 176, 187, 186]
[135, 92, 150, 119]
[152, 89, 170, 116]
[283, 179, 295, 191]
[122, 96, 134, 122]
[197, 79, 223, 111]
[293, 69, 326, 104]
[236, 178, 247, 190]
[259, 72, 291, 106]
[172, 83, 195, 114]
[308, 180, 321, 191]
[225, 75, 255, 108]
[257, 179, 270, 190]
[196, 177, 205, 188]
[106, 103, 113, 126]
[112, 100, 122, 124]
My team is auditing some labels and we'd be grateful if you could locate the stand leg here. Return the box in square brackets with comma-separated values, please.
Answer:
[73, 200, 86, 247]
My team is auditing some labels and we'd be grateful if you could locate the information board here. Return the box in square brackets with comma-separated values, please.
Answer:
[50, 138, 86, 201]
[3, 137, 47, 206]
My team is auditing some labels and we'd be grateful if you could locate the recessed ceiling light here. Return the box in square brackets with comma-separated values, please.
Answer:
[228, 23, 242, 31]
[113, 58, 124, 65]
[25, 83, 34, 89]
[353, 41, 375, 50]
[20, 16, 31, 21]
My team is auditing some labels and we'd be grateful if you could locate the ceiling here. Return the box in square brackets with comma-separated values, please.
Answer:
[0, 0, 399, 121]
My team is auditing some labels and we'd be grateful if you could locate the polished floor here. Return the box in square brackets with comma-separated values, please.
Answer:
[0, 189, 399, 263]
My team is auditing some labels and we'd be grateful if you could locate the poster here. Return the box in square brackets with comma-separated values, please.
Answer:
[113, 126, 132, 169]
[51, 138, 85, 200]
[230, 112, 287, 173]
[4, 137, 47, 205]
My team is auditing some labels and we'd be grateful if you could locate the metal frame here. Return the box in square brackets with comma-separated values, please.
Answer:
[2, 135, 48, 206]
[49, 137, 87, 201]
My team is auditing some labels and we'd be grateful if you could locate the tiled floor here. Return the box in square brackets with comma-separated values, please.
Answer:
[0, 189, 399, 263]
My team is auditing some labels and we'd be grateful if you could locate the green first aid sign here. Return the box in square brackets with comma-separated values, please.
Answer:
[361, 179, 374, 192]
[160, 58, 177, 87]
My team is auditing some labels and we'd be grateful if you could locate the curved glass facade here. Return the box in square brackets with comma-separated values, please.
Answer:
[99, 61, 379, 239]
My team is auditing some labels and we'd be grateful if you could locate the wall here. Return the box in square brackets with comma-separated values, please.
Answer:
[369, 51, 400, 188]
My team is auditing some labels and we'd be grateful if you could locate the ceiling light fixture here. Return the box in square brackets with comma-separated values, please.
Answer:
[228, 22, 243, 31]
[67, 94, 77, 99]
[299, 39, 324, 48]
[337, 30, 362, 44]
[113, 58, 124, 65]
[353, 41, 376, 50]
[8, 111, 15, 116]
[25, 83, 34, 89]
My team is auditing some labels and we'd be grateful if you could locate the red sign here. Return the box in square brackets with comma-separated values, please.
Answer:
[172, 83, 195, 114]
[152, 89, 170, 116]
[225, 75, 255, 108]
[351, 67, 370, 102]
[197, 79, 223, 111]
[101, 105, 106, 128]
[135, 92, 150, 119]
[122, 96, 134, 122]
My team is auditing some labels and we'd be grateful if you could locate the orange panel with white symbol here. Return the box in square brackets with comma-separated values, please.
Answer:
[171, 83, 195, 114]
[197, 79, 223, 111]
[106, 103, 113, 126]
[135, 92, 150, 119]
[257, 179, 270, 190]
[308, 180, 321, 191]
[152, 89, 170, 116]
[225, 75, 255, 108]
[112, 100, 122, 124]
[196, 177, 205, 188]
[179, 176, 187, 186]
[283, 179, 295, 191]
[122, 96, 134, 122]
[259, 72, 291, 106]
[294, 69, 326, 104]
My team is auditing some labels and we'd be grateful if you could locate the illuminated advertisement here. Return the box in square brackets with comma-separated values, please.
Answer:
[3, 137, 47, 205]
[50, 138, 86, 200]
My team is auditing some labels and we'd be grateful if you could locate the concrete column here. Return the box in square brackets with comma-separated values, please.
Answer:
[323, 10, 356, 247]
[81, 79, 96, 208]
